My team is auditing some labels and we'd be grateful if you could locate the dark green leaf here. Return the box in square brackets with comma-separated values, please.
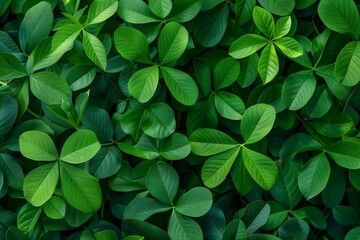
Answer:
[168, 211, 203, 240]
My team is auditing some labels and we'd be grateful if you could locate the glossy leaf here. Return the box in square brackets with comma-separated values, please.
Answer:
[88, 0, 118, 25]
[159, 133, 191, 160]
[149, 0, 172, 18]
[214, 91, 245, 120]
[275, 37, 303, 58]
[327, 140, 360, 169]
[257, 0, 295, 16]
[229, 34, 268, 59]
[258, 43, 279, 84]
[83, 31, 107, 70]
[335, 41, 360, 86]
[253, 7, 274, 38]
[44, 196, 66, 220]
[19, 131, 58, 161]
[175, 187, 212, 217]
[214, 58, 240, 90]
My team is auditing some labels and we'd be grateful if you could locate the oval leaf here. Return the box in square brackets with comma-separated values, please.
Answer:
[19, 131, 58, 161]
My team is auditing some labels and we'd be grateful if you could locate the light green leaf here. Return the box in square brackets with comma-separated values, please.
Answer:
[160, 133, 191, 160]
[274, 16, 291, 39]
[229, 34, 268, 59]
[201, 147, 240, 188]
[242, 146, 278, 190]
[214, 91, 245, 120]
[275, 37, 303, 58]
[241, 103, 276, 144]
[88, 0, 118, 25]
[30, 71, 70, 105]
[24, 162, 58, 207]
[60, 162, 102, 213]
[258, 43, 279, 84]
[298, 153, 330, 200]
[124, 196, 172, 221]
[44, 196, 66, 219]
[252, 6, 274, 38]
[83, 31, 107, 70]
[19, 1, 53, 53]
[189, 128, 239, 156]
[160, 66, 198, 106]
[158, 22, 188, 64]
[318, 0, 360, 39]
[175, 187, 212, 217]
[149, 0, 172, 18]
[257, 0, 295, 16]
[146, 163, 179, 205]
[327, 140, 360, 169]
[214, 58, 240, 90]
[0, 53, 26, 82]
[168, 211, 203, 240]
[117, 0, 160, 24]
[281, 70, 316, 110]
[128, 66, 159, 103]
[60, 130, 101, 164]
[51, 24, 81, 52]
[335, 41, 360, 86]
[114, 27, 152, 64]
[19, 131, 58, 161]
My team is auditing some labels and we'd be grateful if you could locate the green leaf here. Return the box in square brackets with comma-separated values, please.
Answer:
[222, 219, 248, 240]
[89, 146, 121, 178]
[0, 154, 24, 190]
[262, 201, 288, 231]
[298, 153, 330, 200]
[114, 27, 152, 64]
[193, 4, 229, 47]
[291, 206, 326, 230]
[149, 0, 172, 18]
[159, 133, 191, 160]
[122, 220, 170, 240]
[141, 103, 176, 139]
[252, 7, 274, 38]
[189, 128, 238, 156]
[0, 53, 26, 82]
[242, 146, 278, 190]
[214, 57, 240, 90]
[94, 230, 118, 240]
[257, 0, 295, 16]
[124, 196, 172, 221]
[167, 0, 202, 23]
[87, 0, 118, 25]
[345, 227, 360, 240]
[19, 131, 58, 161]
[318, 0, 360, 39]
[238, 53, 259, 87]
[44, 196, 66, 220]
[168, 211, 203, 240]
[17, 203, 42, 234]
[312, 113, 353, 138]
[241, 103, 276, 144]
[117, 0, 160, 24]
[335, 41, 360, 86]
[214, 91, 245, 120]
[60, 162, 102, 213]
[66, 64, 96, 91]
[258, 43, 279, 84]
[30, 72, 70, 105]
[333, 206, 359, 226]
[83, 31, 107, 70]
[0, 95, 18, 140]
[23, 162, 58, 207]
[278, 218, 309, 240]
[274, 16, 291, 39]
[281, 70, 316, 110]
[160, 66, 198, 106]
[51, 24, 82, 52]
[175, 187, 212, 217]
[306, 85, 333, 118]
[5, 226, 28, 240]
[242, 201, 271, 234]
[146, 163, 179, 205]
[19, 1, 53, 53]
[275, 37, 303, 58]
[158, 22, 188, 64]
[201, 147, 239, 188]
[327, 140, 360, 169]
[128, 66, 159, 103]
[229, 34, 269, 59]
[59, 130, 101, 164]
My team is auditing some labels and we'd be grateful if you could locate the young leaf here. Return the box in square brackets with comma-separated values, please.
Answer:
[0, 53, 26, 82]
[158, 22, 188, 64]
[19, 131, 58, 161]
[274, 16, 291, 39]
[241, 103, 276, 145]
[242, 146, 278, 190]
[146, 163, 179, 205]
[60, 162, 102, 213]
[258, 43, 279, 84]
[334, 41, 360, 86]
[168, 211, 203, 240]
[114, 27, 152, 64]
[19, 2, 53, 53]
[87, 0, 118, 25]
[30, 72, 70, 105]
[201, 147, 240, 188]
[214, 91, 245, 120]
[128, 65, 159, 103]
[327, 140, 360, 169]
[252, 7, 274, 39]
[298, 153, 330, 200]
[257, 0, 295, 16]
[214, 58, 240, 90]
[59, 130, 101, 164]
[318, 0, 360, 39]
[275, 37, 303, 58]
[160, 66, 199, 106]
[189, 128, 239, 156]
[24, 162, 59, 207]
[83, 31, 107, 70]
[117, 0, 160, 24]
[149, 0, 172, 18]
[175, 187, 212, 217]
[44, 196, 66, 219]
[229, 34, 269, 59]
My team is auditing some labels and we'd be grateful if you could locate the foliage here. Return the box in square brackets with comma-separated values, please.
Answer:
[0, 0, 359, 239]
